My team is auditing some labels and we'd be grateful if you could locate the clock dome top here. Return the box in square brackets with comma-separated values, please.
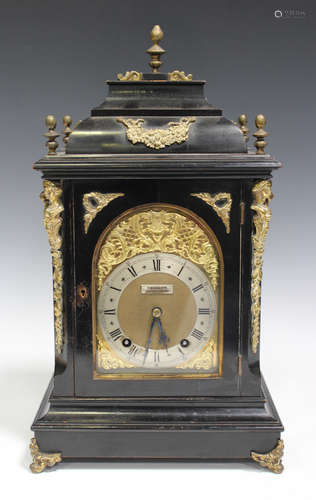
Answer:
[65, 25, 247, 155]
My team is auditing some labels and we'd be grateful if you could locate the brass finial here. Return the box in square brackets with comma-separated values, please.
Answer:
[62, 115, 72, 145]
[253, 114, 268, 154]
[44, 115, 59, 155]
[238, 114, 249, 142]
[147, 25, 165, 73]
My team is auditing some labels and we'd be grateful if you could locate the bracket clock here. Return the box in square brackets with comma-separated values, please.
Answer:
[30, 25, 284, 473]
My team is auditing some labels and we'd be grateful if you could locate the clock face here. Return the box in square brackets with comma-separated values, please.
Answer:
[97, 252, 217, 369]
[93, 204, 223, 378]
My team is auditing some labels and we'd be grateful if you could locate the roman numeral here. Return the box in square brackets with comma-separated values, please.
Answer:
[198, 308, 210, 315]
[110, 286, 121, 292]
[128, 345, 138, 357]
[104, 309, 116, 315]
[178, 347, 185, 356]
[109, 328, 123, 341]
[192, 284, 203, 293]
[154, 351, 160, 363]
[191, 328, 205, 341]
[153, 259, 161, 271]
[177, 265, 184, 276]
[127, 265, 137, 277]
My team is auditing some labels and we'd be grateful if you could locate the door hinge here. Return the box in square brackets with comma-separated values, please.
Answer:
[240, 202, 245, 225]
[237, 354, 243, 376]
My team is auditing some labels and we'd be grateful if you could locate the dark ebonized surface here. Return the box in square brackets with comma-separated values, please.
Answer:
[66, 79, 247, 154]
[32, 66, 283, 464]
[31, 151, 283, 465]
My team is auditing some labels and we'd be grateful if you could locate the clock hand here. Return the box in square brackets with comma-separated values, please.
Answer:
[157, 317, 170, 351]
[143, 316, 156, 365]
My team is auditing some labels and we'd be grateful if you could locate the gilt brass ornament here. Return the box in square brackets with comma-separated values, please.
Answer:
[117, 117, 196, 150]
[176, 337, 216, 370]
[40, 180, 64, 354]
[253, 114, 268, 154]
[44, 115, 59, 155]
[62, 115, 72, 145]
[168, 70, 193, 81]
[147, 25, 165, 73]
[117, 71, 143, 81]
[251, 180, 273, 353]
[238, 114, 249, 142]
[251, 439, 284, 474]
[29, 438, 62, 473]
[191, 192, 232, 234]
[83, 192, 125, 234]
[97, 332, 134, 370]
[96, 207, 219, 292]
[94, 205, 222, 375]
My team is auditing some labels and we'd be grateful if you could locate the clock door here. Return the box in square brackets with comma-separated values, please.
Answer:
[73, 179, 241, 398]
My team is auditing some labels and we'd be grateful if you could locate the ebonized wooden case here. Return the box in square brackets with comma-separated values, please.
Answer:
[31, 69, 284, 473]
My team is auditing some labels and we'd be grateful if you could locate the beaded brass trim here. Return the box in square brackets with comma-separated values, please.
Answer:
[117, 71, 143, 81]
[40, 180, 64, 354]
[29, 438, 62, 473]
[251, 180, 273, 353]
[168, 70, 193, 81]
[251, 439, 284, 473]
[191, 192, 232, 234]
[83, 192, 125, 234]
[117, 117, 196, 150]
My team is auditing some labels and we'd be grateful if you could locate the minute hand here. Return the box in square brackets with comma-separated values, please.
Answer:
[143, 318, 156, 364]
[157, 318, 170, 351]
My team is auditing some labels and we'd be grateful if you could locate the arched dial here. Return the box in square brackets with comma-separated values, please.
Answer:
[97, 252, 217, 369]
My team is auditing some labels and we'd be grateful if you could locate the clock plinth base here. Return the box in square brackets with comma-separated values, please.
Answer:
[31, 377, 283, 472]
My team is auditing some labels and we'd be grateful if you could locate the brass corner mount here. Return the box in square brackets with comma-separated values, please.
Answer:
[251, 439, 284, 473]
[29, 438, 62, 473]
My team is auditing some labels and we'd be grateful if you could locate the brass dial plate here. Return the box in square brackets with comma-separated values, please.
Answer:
[92, 203, 224, 379]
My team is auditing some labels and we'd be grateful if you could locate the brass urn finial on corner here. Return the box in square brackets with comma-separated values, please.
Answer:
[62, 115, 72, 145]
[44, 115, 59, 155]
[253, 114, 268, 154]
[238, 114, 249, 142]
[147, 25, 165, 73]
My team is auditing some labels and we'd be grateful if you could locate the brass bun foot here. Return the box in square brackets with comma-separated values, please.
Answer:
[29, 437, 62, 473]
[251, 439, 284, 473]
